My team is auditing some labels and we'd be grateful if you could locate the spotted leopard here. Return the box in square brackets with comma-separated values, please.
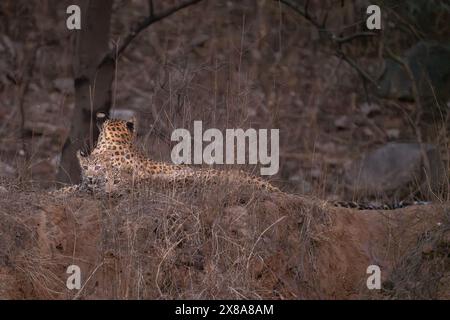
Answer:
[76, 112, 280, 194]
[77, 146, 280, 196]
[53, 112, 430, 210]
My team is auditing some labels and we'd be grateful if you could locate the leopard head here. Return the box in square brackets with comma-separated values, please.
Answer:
[77, 150, 114, 193]
[94, 112, 136, 153]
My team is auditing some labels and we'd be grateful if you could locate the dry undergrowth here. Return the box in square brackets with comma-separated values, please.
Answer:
[0, 178, 448, 299]
[376, 210, 450, 299]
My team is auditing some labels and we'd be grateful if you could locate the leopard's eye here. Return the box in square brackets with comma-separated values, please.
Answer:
[95, 165, 101, 170]
[82, 166, 88, 170]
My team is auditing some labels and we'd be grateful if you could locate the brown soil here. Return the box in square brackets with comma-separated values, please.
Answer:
[0, 183, 448, 299]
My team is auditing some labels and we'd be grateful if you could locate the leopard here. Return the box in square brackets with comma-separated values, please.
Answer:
[49, 112, 278, 197]
[79, 112, 280, 193]
[53, 112, 430, 210]
[49, 151, 115, 197]
[91, 112, 189, 178]
[76, 148, 279, 197]
[76, 150, 124, 195]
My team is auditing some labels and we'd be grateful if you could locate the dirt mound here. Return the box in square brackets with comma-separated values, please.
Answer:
[0, 183, 448, 299]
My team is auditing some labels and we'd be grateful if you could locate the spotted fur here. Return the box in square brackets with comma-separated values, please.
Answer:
[92, 113, 186, 178]
[52, 113, 429, 210]
[82, 112, 280, 194]
[332, 200, 430, 210]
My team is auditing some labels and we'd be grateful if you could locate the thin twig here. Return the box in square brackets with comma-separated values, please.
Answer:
[246, 215, 287, 271]
[155, 238, 184, 297]
[17, 44, 39, 160]
[335, 32, 377, 43]
[73, 262, 105, 300]
[148, 0, 155, 17]
[336, 50, 378, 87]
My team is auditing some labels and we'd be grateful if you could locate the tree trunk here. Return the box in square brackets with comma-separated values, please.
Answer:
[57, 0, 114, 184]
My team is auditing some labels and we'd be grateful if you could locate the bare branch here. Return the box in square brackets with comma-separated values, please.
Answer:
[304, 0, 310, 20]
[277, 0, 378, 86]
[278, 0, 323, 32]
[334, 32, 376, 43]
[321, 10, 329, 28]
[100, 0, 203, 68]
[148, 0, 155, 18]
[335, 50, 378, 87]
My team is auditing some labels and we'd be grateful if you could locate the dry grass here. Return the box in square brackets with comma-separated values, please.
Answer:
[0, 177, 448, 300]
[377, 210, 450, 299]
[0, 179, 329, 299]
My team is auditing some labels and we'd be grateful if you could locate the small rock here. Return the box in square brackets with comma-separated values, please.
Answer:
[360, 103, 381, 117]
[345, 142, 447, 198]
[363, 127, 374, 137]
[190, 34, 209, 48]
[334, 115, 352, 130]
[0, 161, 16, 178]
[386, 128, 400, 140]
[53, 78, 73, 93]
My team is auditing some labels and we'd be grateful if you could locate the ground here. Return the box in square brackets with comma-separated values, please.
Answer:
[0, 180, 448, 299]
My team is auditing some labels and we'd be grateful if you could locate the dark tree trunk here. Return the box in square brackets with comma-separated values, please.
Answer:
[57, 0, 114, 184]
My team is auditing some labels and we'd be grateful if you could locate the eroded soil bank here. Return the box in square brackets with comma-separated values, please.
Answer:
[0, 185, 448, 299]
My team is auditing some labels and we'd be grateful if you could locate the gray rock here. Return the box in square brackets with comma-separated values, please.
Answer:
[0, 161, 15, 178]
[345, 142, 447, 199]
[360, 102, 381, 117]
[334, 115, 353, 130]
[386, 128, 400, 140]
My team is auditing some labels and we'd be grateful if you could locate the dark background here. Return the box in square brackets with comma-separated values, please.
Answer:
[0, 0, 448, 202]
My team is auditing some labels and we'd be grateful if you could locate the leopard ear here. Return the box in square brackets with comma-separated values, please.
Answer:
[96, 112, 108, 128]
[76, 150, 89, 169]
[126, 117, 136, 132]
[76, 150, 88, 159]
